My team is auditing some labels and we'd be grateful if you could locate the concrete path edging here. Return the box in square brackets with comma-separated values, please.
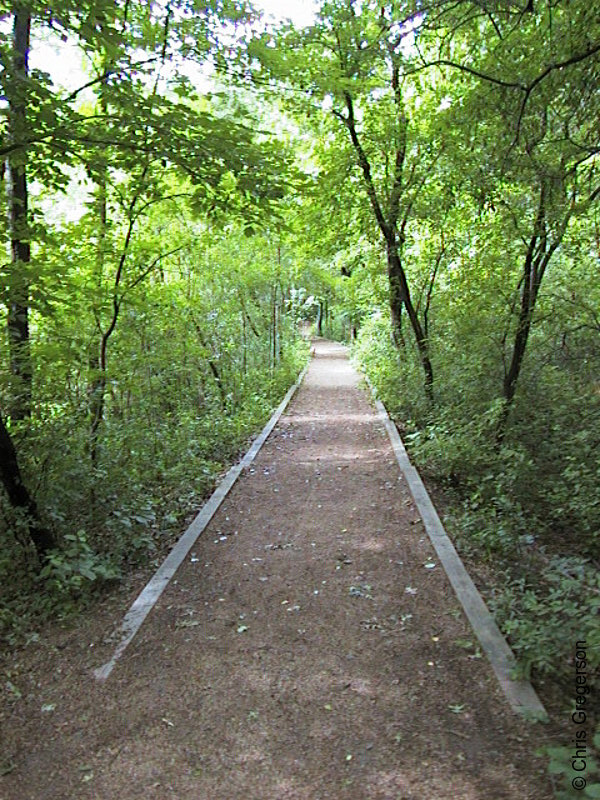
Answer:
[370, 389, 548, 721]
[94, 361, 311, 683]
[94, 342, 547, 722]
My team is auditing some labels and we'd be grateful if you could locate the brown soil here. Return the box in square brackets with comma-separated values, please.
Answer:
[0, 341, 554, 799]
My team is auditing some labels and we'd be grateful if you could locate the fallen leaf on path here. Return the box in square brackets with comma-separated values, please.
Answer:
[361, 618, 383, 631]
[5, 681, 22, 700]
[1, 760, 16, 776]
[405, 587, 418, 595]
[349, 584, 372, 599]
[454, 639, 474, 649]
[175, 619, 200, 629]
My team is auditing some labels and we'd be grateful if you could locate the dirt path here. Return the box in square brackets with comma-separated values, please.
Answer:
[1, 341, 552, 799]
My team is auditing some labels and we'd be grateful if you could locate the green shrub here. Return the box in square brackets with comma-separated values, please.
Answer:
[39, 531, 121, 598]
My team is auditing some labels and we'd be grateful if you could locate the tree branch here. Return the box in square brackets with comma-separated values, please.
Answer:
[336, 91, 390, 239]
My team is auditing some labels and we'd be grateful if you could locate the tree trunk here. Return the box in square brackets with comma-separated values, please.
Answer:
[0, 409, 56, 559]
[271, 282, 278, 369]
[503, 286, 536, 407]
[422, 237, 444, 341]
[241, 312, 247, 375]
[497, 247, 543, 440]
[497, 181, 560, 441]
[89, 369, 106, 469]
[388, 244, 434, 403]
[7, 6, 32, 420]
[338, 89, 432, 400]
[387, 249, 405, 348]
[89, 161, 108, 471]
[194, 323, 227, 407]
[497, 271, 538, 442]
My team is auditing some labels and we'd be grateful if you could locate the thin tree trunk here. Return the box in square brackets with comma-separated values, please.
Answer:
[497, 259, 540, 442]
[387, 250, 405, 348]
[241, 312, 247, 375]
[503, 286, 536, 408]
[238, 291, 260, 336]
[89, 154, 108, 471]
[272, 283, 277, 369]
[338, 88, 433, 401]
[0, 409, 56, 559]
[194, 323, 227, 407]
[87, 9, 167, 460]
[7, 6, 32, 420]
[497, 179, 570, 441]
[421, 235, 445, 340]
[388, 244, 434, 403]
[88, 167, 146, 454]
[501, 188, 547, 411]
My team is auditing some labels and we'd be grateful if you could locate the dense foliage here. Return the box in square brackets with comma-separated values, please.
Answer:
[0, 0, 307, 633]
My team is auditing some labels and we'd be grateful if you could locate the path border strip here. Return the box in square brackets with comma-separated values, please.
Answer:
[94, 361, 311, 683]
[371, 391, 548, 721]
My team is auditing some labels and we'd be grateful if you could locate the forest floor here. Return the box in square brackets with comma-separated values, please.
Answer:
[1, 340, 556, 800]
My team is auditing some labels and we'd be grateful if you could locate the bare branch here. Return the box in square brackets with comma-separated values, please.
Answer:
[122, 245, 187, 297]
[65, 57, 160, 102]
[409, 58, 524, 89]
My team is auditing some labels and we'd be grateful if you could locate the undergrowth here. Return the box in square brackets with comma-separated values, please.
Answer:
[0, 338, 309, 645]
[353, 315, 600, 702]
